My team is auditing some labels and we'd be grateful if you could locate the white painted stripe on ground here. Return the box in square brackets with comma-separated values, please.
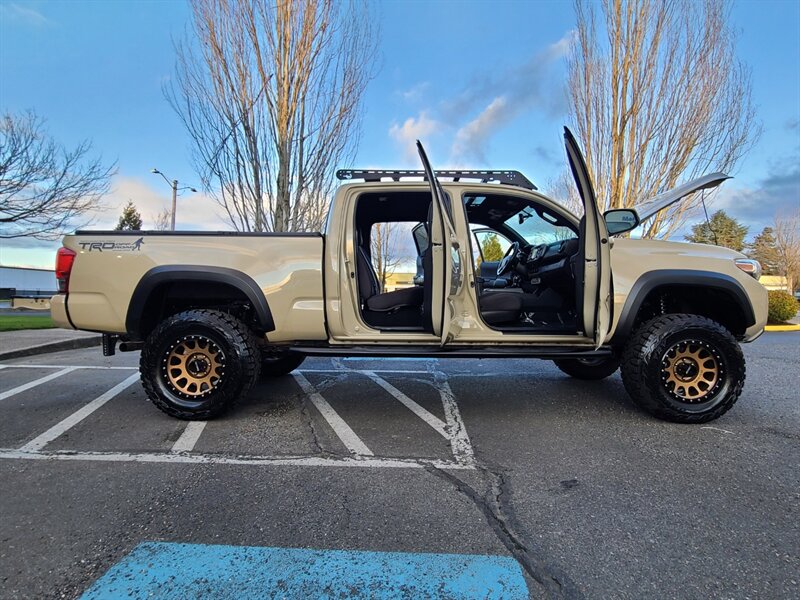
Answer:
[18, 374, 140, 452]
[0, 364, 136, 370]
[0, 367, 78, 401]
[362, 371, 449, 439]
[291, 372, 373, 457]
[171, 421, 208, 453]
[0, 449, 474, 470]
[433, 372, 475, 465]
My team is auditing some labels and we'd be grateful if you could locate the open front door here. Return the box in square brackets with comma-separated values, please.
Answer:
[416, 140, 463, 345]
[564, 127, 611, 348]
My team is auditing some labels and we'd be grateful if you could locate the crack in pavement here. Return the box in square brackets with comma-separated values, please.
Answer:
[423, 460, 582, 600]
[295, 373, 351, 459]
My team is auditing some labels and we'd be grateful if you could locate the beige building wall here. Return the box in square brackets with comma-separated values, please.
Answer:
[383, 272, 416, 292]
[760, 275, 789, 291]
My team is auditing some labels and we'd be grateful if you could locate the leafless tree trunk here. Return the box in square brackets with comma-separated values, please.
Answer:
[567, 0, 760, 238]
[167, 0, 377, 233]
[774, 209, 800, 292]
[0, 111, 114, 240]
[371, 222, 404, 291]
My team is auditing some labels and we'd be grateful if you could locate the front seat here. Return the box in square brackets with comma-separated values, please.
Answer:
[357, 247, 424, 313]
[479, 291, 523, 325]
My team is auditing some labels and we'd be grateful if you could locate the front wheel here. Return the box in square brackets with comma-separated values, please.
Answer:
[621, 314, 745, 423]
[554, 356, 620, 380]
[140, 309, 261, 420]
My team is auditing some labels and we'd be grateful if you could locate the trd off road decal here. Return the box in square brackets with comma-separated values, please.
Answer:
[78, 238, 144, 252]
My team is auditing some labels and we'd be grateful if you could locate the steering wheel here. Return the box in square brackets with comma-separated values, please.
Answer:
[497, 241, 520, 276]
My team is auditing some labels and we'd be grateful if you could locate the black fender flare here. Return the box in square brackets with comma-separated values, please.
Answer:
[611, 269, 755, 343]
[126, 265, 275, 337]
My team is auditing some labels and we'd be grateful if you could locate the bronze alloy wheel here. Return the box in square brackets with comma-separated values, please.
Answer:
[163, 335, 226, 398]
[660, 339, 723, 403]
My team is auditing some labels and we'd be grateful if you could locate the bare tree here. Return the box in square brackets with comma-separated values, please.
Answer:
[167, 0, 377, 233]
[545, 168, 583, 217]
[152, 208, 172, 231]
[0, 111, 114, 240]
[371, 222, 404, 291]
[567, 0, 760, 238]
[774, 209, 800, 292]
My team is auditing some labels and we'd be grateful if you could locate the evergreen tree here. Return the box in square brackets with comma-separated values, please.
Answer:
[115, 200, 143, 230]
[684, 210, 748, 251]
[748, 227, 779, 275]
[481, 234, 505, 262]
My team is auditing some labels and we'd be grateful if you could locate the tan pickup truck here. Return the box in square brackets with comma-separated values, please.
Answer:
[52, 129, 767, 423]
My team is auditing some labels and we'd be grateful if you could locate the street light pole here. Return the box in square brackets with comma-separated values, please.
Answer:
[150, 168, 197, 231]
[170, 179, 178, 231]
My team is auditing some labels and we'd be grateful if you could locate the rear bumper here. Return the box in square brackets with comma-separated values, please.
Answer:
[50, 294, 74, 329]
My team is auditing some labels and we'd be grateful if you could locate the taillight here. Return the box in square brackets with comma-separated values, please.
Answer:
[55, 247, 77, 293]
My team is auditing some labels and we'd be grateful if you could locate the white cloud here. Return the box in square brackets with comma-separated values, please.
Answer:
[398, 82, 430, 103]
[388, 112, 441, 163]
[0, 175, 232, 269]
[388, 30, 574, 166]
[1, 2, 52, 27]
[95, 176, 229, 231]
[548, 29, 576, 60]
[451, 96, 510, 164]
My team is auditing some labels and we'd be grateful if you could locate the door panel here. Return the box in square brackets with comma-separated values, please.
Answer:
[416, 141, 461, 344]
[563, 127, 612, 348]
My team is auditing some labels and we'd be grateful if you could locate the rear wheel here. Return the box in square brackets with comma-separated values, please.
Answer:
[553, 356, 620, 380]
[621, 314, 745, 423]
[140, 309, 260, 420]
[261, 352, 305, 377]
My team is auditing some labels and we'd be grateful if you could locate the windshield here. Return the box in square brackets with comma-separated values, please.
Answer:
[503, 209, 575, 245]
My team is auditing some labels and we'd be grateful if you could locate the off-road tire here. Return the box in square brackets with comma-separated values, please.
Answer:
[554, 356, 620, 380]
[621, 314, 745, 423]
[140, 309, 261, 420]
[261, 352, 305, 377]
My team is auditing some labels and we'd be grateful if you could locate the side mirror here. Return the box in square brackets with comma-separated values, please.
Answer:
[603, 208, 640, 235]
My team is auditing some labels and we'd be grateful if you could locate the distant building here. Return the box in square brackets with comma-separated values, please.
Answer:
[0, 266, 57, 302]
[383, 272, 416, 293]
[760, 275, 790, 292]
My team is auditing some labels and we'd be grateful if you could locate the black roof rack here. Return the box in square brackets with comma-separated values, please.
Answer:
[336, 169, 537, 191]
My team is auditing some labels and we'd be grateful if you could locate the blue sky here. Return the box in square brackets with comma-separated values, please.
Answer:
[1, 0, 798, 268]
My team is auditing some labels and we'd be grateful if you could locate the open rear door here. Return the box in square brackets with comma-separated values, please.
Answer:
[564, 127, 611, 348]
[416, 141, 463, 344]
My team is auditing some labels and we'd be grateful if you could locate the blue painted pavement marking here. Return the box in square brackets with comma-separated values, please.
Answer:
[80, 542, 528, 599]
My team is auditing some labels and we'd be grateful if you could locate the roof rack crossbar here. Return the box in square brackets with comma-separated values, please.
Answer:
[336, 169, 537, 190]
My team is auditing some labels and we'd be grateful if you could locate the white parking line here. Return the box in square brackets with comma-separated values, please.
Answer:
[0, 367, 78, 402]
[362, 371, 449, 438]
[291, 372, 374, 456]
[0, 448, 474, 469]
[18, 374, 140, 452]
[171, 421, 208, 453]
[433, 373, 475, 464]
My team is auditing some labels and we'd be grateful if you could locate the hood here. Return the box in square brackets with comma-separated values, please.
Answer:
[632, 173, 730, 223]
[615, 237, 745, 260]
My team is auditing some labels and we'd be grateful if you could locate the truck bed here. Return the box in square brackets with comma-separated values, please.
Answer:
[52, 231, 327, 343]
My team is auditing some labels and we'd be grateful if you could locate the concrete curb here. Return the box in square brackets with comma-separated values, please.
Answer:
[0, 335, 102, 361]
[765, 324, 800, 332]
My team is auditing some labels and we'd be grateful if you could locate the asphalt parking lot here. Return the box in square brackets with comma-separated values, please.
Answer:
[0, 333, 798, 599]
